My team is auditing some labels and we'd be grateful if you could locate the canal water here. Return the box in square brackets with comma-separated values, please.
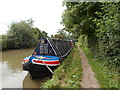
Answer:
[1, 48, 50, 88]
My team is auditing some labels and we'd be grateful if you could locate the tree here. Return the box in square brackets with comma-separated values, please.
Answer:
[32, 28, 43, 40]
[41, 31, 48, 38]
[62, 2, 120, 71]
[62, 2, 102, 49]
[94, 2, 120, 69]
[7, 20, 36, 49]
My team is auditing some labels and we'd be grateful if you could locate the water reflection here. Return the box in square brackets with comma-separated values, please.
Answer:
[2, 48, 51, 88]
[2, 48, 34, 88]
[23, 73, 51, 88]
[2, 48, 34, 72]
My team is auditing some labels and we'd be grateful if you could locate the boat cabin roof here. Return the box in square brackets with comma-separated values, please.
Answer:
[33, 38, 74, 57]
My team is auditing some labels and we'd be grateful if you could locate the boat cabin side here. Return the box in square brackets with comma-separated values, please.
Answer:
[33, 38, 56, 57]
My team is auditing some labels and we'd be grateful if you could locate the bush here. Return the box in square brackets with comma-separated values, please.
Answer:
[7, 21, 37, 49]
[94, 2, 120, 71]
[2, 39, 14, 50]
[2, 39, 7, 50]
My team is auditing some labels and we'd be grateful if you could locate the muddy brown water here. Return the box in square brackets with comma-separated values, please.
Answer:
[1, 48, 50, 88]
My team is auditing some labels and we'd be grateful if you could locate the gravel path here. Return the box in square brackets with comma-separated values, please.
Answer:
[77, 45, 100, 88]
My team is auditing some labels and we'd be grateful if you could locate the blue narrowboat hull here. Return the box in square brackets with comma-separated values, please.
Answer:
[22, 38, 74, 79]
[22, 55, 60, 79]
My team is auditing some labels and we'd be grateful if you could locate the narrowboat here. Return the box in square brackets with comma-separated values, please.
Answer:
[22, 38, 74, 79]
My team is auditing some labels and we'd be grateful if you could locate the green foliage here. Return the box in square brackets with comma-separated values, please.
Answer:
[54, 34, 66, 39]
[52, 29, 74, 39]
[31, 28, 47, 40]
[2, 39, 7, 50]
[2, 19, 48, 50]
[62, 2, 101, 49]
[42, 47, 82, 88]
[57, 29, 67, 39]
[62, 2, 119, 71]
[94, 2, 120, 70]
[1, 35, 14, 50]
[78, 35, 88, 48]
[2, 39, 14, 50]
[41, 31, 48, 38]
[7, 20, 37, 49]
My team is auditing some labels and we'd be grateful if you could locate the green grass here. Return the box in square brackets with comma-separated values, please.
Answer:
[80, 46, 119, 88]
[41, 46, 82, 88]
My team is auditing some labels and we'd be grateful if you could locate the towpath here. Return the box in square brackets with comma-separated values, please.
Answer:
[77, 45, 100, 88]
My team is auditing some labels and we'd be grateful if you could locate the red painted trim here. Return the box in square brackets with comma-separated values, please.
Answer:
[33, 60, 60, 65]
[22, 60, 29, 62]
[22, 59, 60, 65]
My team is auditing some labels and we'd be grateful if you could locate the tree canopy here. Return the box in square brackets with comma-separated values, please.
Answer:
[2, 19, 48, 50]
[61, 2, 120, 71]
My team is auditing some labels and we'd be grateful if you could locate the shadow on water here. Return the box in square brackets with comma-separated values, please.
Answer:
[23, 73, 51, 88]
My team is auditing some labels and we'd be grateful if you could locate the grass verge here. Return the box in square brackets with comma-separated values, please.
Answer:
[41, 46, 82, 88]
[80, 46, 119, 88]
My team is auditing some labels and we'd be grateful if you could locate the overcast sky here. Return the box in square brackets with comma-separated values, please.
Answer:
[0, 0, 65, 36]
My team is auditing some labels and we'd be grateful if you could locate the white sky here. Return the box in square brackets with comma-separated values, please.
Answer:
[0, 0, 65, 36]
